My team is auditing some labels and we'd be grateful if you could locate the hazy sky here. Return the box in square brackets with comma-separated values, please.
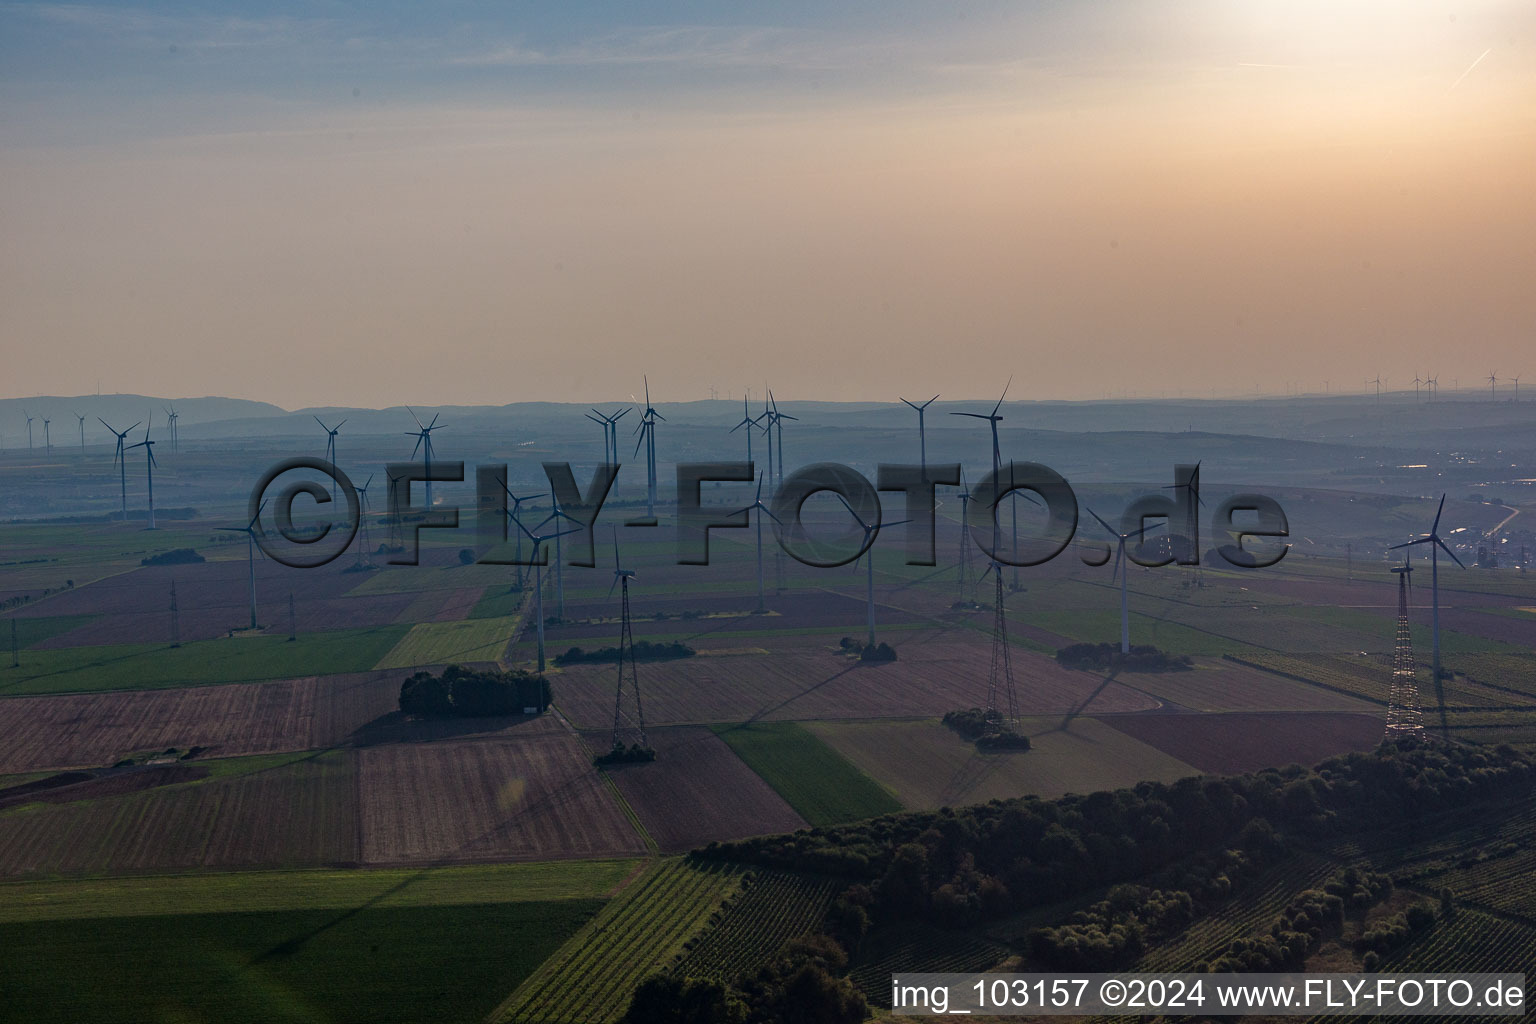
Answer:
[2, 1, 1533, 408]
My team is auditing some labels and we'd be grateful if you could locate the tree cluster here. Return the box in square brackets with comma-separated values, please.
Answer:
[1204, 867, 1394, 972]
[141, 548, 205, 566]
[699, 741, 1532, 938]
[838, 638, 898, 661]
[942, 709, 1031, 751]
[624, 935, 865, 1024]
[398, 664, 550, 718]
[1056, 643, 1192, 673]
[594, 743, 656, 767]
[555, 640, 695, 665]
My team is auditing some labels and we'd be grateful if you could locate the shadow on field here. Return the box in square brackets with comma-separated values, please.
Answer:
[345, 709, 531, 747]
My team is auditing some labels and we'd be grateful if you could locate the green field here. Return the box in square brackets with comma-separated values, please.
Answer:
[711, 721, 902, 826]
[373, 615, 520, 669]
[471, 585, 527, 619]
[0, 860, 640, 1024]
[0, 860, 640, 923]
[0, 625, 410, 697]
[2, 614, 99, 649]
[4, 901, 597, 1024]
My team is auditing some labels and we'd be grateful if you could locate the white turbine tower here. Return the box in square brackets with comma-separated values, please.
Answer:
[404, 407, 443, 508]
[633, 377, 664, 521]
[509, 509, 583, 671]
[729, 472, 783, 613]
[900, 394, 940, 483]
[834, 493, 909, 649]
[124, 418, 158, 530]
[1087, 508, 1165, 654]
[218, 501, 268, 630]
[99, 418, 141, 520]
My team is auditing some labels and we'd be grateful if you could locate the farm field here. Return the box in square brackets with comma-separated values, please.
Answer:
[1103, 711, 1384, 774]
[0, 749, 358, 878]
[494, 857, 746, 1024]
[1111, 658, 1380, 713]
[372, 614, 519, 670]
[0, 859, 641, 922]
[0, 670, 400, 773]
[711, 721, 902, 825]
[591, 726, 807, 852]
[3, 895, 601, 1024]
[807, 716, 1198, 809]
[357, 728, 647, 864]
[549, 638, 1160, 729]
[0, 625, 410, 697]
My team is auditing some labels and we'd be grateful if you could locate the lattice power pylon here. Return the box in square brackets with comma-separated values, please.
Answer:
[1385, 560, 1424, 740]
[609, 535, 648, 752]
[984, 563, 1019, 731]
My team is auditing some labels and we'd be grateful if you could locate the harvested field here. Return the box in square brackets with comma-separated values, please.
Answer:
[12, 561, 375, 645]
[0, 670, 402, 773]
[1102, 711, 1384, 775]
[0, 749, 359, 877]
[543, 589, 929, 645]
[550, 639, 1160, 729]
[357, 727, 646, 864]
[807, 717, 1198, 809]
[590, 727, 807, 852]
[1113, 659, 1378, 713]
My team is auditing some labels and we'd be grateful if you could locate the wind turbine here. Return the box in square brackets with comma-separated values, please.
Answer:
[43, 418, 51, 453]
[900, 394, 940, 483]
[632, 377, 665, 520]
[607, 527, 648, 753]
[23, 409, 33, 449]
[501, 484, 544, 589]
[1389, 494, 1465, 735]
[99, 417, 141, 520]
[1427, 374, 1438, 401]
[1369, 376, 1383, 400]
[74, 412, 85, 453]
[404, 407, 443, 508]
[834, 492, 910, 649]
[766, 390, 796, 487]
[125, 417, 158, 530]
[729, 472, 783, 613]
[952, 379, 1035, 589]
[1087, 508, 1165, 654]
[509, 509, 583, 671]
[1511, 375, 1521, 402]
[1412, 375, 1423, 401]
[1488, 371, 1498, 400]
[730, 394, 758, 465]
[353, 475, 375, 568]
[218, 501, 268, 630]
[586, 407, 629, 465]
[315, 416, 346, 503]
[163, 405, 179, 453]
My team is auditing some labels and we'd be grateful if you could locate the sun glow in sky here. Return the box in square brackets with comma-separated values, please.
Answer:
[1, 1, 1533, 407]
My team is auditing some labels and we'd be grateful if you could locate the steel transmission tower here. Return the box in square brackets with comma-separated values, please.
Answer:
[1384, 561, 1424, 740]
[609, 533, 648, 752]
[984, 564, 1019, 731]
